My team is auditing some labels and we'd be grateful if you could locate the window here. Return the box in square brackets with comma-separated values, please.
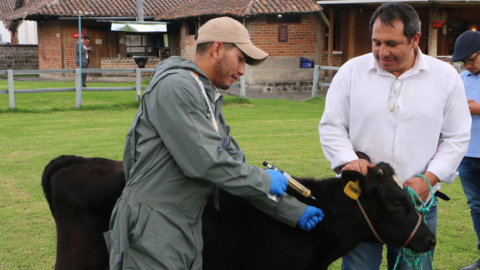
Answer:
[188, 21, 197, 36]
[324, 10, 340, 51]
[448, 22, 467, 55]
[126, 33, 168, 56]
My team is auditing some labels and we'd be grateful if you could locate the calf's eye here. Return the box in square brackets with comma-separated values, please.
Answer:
[393, 202, 403, 210]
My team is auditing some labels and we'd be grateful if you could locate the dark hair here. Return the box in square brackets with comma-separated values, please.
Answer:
[195, 42, 236, 55]
[82, 35, 90, 40]
[369, 2, 421, 43]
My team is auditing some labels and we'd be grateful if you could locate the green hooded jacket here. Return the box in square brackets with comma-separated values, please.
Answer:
[104, 56, 306, 270]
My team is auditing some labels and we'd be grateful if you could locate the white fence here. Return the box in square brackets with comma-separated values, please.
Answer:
[1, 66, 336, 109]
[311, 65, 341, 98]
[0, 68, 245, 110]
[0, 68, 158, 109]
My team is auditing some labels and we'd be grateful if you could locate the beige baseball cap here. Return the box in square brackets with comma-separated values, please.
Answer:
[196, 17, 269, 66]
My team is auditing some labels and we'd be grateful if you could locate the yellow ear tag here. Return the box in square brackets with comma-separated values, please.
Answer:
[344, 179, 362, 200]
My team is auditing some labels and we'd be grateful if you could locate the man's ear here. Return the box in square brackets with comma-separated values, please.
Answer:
[210, 41, 224, 60]
[411, 32, 420, 48]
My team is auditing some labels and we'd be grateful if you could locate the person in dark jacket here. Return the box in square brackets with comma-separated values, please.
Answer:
[75, 35, 92, 87]
[105, 17, 324, 270]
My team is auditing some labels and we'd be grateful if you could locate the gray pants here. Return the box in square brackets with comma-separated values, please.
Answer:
[81, 60, 89, 87]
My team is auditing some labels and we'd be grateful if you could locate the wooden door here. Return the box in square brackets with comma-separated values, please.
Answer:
[87, 28, 107, 74]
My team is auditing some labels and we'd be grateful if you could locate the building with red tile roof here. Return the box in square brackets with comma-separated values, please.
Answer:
[3, 0, 477, 92]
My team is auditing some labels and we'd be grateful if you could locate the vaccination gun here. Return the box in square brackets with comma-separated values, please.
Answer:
[263, 161, 316, 201]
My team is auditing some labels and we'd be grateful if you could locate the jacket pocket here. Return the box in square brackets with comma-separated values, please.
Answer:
[104, 230, 114, 254]
[129, 203, 154, 247]
[125, 207, 198, 269]
[104, 229, 123, 270]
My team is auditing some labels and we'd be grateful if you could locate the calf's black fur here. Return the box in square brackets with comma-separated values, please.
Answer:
[42, 155, 435, 270]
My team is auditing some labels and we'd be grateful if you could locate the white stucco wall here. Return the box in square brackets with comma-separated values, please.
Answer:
[0, 22, 9, 42]
[18, 21, 38, 44]
[0, 20, 38, 44]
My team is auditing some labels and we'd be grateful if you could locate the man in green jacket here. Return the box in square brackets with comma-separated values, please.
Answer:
[105, 17, 323, 270]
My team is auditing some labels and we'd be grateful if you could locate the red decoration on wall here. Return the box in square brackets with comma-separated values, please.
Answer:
[71, 33, 85, 38]
[432, 20, 444, 29]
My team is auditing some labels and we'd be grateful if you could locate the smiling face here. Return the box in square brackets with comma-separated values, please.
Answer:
[372, 18, 420, 78]
[211, 45, 246, 90]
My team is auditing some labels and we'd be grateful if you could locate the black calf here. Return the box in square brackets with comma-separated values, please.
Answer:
[42, 155, 435, 270]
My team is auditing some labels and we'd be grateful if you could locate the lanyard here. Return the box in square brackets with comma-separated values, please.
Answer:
[190, 71, 223, 210]
[189, 71, 218, 132]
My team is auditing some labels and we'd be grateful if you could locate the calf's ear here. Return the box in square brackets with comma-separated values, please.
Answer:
[341, 170, 367, 200]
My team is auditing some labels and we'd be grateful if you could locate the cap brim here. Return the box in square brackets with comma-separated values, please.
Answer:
[235, 43, 269, 66]
[452, 51, 468, 62]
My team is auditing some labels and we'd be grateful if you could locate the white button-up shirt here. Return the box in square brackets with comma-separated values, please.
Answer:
[319, 49, 471, 194]
[83, 43, 89, 59]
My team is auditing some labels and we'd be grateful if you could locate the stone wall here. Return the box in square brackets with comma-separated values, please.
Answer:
[0, 44, 39, 70]
[250, 81, 315, 93]
[101, 57, 162, 77]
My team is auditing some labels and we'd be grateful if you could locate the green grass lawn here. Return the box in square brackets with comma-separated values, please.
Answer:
[0, 89, 477, 269]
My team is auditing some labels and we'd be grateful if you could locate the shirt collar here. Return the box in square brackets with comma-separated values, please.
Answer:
[368, 47, 430, 79]
[464, 70, 480, 77]
[213, 86, 221, 101]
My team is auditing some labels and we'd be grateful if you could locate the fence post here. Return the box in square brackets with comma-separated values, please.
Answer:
[312, 65, 319, 98]
[240, 75, 246, 98]
[75, 69, 82, 108]
[136, 68, 141, 102]
[8, 70, 14, 109]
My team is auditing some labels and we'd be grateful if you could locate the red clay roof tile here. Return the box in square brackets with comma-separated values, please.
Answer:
[0, 0, 16, 28]
[155, 0, 321, 20]
[2, 0, 321, 22]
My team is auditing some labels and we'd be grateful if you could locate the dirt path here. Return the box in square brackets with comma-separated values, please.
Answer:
[223, 87, 318, 101]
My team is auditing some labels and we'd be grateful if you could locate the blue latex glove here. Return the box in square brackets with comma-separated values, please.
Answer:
[297, 205, 324, 231]
[266, 169, 288, 197]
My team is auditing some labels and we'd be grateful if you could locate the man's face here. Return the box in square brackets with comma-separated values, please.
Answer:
[212, 45, 246, 90]
[463, 51, 480, 75]
[372, 18, 420, 77]
[82, 38, 90, 45]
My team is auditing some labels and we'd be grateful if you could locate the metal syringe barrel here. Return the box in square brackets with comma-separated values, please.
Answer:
[263, 161, 313, 199]
[283, 172, 312, 198]
[282, 171, 312, 198]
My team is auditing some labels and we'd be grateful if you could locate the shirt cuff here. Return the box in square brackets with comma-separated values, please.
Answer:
[426, 159, 459, 184]
[332, 150, 360, 174]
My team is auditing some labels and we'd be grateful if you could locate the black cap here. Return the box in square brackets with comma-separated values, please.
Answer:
[452, 31, 480, 62]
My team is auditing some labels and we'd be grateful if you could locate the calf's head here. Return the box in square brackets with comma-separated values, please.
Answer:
[341, 162, 436, 253]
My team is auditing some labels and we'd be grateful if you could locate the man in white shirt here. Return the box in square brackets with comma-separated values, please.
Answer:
[318, 2, 471, 269]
